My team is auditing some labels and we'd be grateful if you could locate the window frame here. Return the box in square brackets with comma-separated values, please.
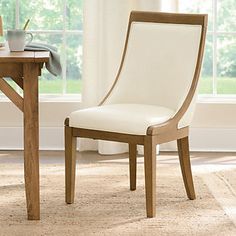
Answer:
[8, 0, 236, 102]
[211, 0, 236, 98]
[178, 0, 236, 102]
[13, 0, 83, 99]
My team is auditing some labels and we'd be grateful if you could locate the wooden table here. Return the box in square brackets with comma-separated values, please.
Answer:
[0, 48, 50, 220]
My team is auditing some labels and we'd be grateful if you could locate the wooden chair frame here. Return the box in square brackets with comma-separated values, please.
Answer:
[65, 11, 208, 218]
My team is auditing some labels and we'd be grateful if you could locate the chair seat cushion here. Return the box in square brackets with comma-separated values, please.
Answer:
[69, 104, 175, 135]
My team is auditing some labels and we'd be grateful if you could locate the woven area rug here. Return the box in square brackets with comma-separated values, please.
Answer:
[0, 151, 236, 236]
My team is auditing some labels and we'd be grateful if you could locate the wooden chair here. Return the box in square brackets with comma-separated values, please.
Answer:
[65, 11, 208, 218]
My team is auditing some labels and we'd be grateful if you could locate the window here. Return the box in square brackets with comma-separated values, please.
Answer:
[179, 0, 236, 96]
[0, 0, 83, 95]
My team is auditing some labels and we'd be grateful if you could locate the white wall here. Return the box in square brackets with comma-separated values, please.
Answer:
[0, 99, 236, 151]
[0, 100, 81, 150]
[161, 100, 236, 151]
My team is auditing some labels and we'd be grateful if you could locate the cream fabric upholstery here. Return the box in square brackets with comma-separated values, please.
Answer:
[69, 21, 202, 134]
[106, 22, 202, 127]
[69, 104, 174, 135]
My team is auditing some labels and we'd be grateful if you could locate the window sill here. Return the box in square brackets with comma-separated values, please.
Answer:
[0, 94, 82, 103]
[197, 95, 236, 104]
[1, 93, 236, 104]
[39, 94, 82, 102]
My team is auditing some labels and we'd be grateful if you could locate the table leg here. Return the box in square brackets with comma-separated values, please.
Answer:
[23, 63, 40, 220]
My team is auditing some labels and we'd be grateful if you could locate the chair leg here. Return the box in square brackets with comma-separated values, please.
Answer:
[177, 136, 196, 200]
[65, 124, 77, 204]
[144, 136, 156, 218]
[129, 144, 137, 191]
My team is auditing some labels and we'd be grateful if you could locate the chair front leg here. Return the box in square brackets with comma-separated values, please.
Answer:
[144, 136, 156, 218]
[177, 136, 196, 200]
[65, 124, 77, 204]
[129, 143, 137, 191]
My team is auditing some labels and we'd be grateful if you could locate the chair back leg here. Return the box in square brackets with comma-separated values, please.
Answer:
[129, 143, 137, 191]
[144, 136, 156, 218]
[177, 136, 196, 200]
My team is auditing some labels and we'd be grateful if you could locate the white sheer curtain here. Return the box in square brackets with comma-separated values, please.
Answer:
[80, 0, 178, 154]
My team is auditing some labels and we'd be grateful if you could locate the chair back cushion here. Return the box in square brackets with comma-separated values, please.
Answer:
[106, 22, 202, 115]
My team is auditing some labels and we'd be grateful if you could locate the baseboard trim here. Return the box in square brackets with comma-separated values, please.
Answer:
[160, 127, 236, 152]
[0, 127, 236, 152]
[0, 127, 65, 150]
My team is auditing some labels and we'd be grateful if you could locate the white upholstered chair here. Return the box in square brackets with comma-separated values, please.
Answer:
[65, 11, 207, 218]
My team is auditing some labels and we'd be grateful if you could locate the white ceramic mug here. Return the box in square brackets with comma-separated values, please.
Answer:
[7, 30, 33, 52]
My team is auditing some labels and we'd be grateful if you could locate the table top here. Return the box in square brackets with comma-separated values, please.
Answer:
[0, 47, 50, 63]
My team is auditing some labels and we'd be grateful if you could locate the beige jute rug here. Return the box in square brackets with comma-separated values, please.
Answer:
[0, 151, 236, 236]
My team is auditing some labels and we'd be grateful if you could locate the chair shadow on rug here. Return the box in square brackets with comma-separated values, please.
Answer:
[64, 11, 208, 217]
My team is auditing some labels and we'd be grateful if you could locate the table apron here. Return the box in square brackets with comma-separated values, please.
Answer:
[0, 63, 23, 78]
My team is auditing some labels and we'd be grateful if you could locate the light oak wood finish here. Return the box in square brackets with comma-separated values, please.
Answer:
[0, 78, 24, 112]
[0, 49, 49, 220]
[65, 119, 77, 204]
[0, 50, 49, 63]
[144, 136, 156, 218]
[23, 63, 40, 220]
[65, 12, 208, 218]
[129, 143, 137, 191]
[0, 63, 23, 78]
[12, 76, 23, 89]
[72, 128, 144, 145]
[177, 137, 196, 200]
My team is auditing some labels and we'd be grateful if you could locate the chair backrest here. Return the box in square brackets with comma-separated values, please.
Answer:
[102, 11, 207, 128]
